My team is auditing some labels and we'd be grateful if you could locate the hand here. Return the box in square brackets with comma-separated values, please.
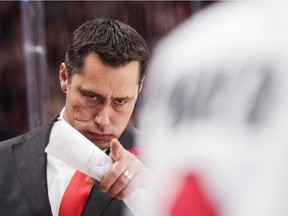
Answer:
[85, 138, 153, 200]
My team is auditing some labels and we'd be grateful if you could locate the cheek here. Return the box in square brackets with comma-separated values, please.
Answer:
[66, 88, 94, 122]
[72, 102, 93, 121]
[114, 105, 135, 126]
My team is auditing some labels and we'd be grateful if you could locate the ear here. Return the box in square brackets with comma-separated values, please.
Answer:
[59, 63, 68, 93]
[138, 76, 145, 93]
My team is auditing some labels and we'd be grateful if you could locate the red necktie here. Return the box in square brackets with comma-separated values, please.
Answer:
[59, 170, 92, 216]
[58, 148, 144, 216]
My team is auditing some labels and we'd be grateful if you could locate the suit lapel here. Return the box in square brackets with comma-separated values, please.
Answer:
[12, 121, 55, 216]
[82, 185, 113, 216]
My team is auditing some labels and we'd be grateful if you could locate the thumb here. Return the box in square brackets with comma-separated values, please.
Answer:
[109, 138, 125, 161]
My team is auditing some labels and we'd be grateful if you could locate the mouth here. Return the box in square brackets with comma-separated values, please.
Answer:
[84, 131, 113, 142]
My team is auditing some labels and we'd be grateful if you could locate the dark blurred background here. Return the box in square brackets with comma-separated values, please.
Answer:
[0, 1, 213, 141]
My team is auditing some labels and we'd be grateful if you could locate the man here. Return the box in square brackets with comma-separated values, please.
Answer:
[0, 18, 152, 216]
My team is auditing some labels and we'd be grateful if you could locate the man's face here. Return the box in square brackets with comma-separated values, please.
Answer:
[59, 52, 141, 150]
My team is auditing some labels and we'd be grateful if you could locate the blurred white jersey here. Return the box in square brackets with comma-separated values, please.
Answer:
[139, 2, 288, 216]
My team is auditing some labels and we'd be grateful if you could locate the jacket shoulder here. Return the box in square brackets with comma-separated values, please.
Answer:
[0, 116, 58, 150]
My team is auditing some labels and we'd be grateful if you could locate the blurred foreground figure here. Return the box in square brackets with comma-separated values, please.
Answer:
[140, 2, 288, 216]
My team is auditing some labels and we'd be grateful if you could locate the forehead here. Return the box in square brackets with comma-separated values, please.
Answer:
[71, 52, 140, 95]
[82, 52, 140, 78]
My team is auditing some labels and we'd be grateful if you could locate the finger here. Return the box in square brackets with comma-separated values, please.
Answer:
[109, 169, 136, 197]
[100, 139, 126, 192]
[109, 138, 125, 161]
[85, 176, 98, 185]
[116, 166, 154, 199]
[108, 157, 149, 198]
[116, 172, 142, 200]
[100, 158, 127, 193]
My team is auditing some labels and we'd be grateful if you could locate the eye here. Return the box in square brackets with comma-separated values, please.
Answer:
[88, 94, 97, 100]
[114, 99, 126, 105]
[87, 94, 102, 102]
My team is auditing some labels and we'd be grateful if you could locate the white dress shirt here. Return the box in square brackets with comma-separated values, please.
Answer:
[47, 108, 76, 216]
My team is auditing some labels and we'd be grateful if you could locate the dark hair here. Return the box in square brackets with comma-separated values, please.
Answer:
[64, 18, 150, 83]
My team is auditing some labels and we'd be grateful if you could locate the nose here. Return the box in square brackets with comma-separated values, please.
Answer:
[94, 104, 111, 127]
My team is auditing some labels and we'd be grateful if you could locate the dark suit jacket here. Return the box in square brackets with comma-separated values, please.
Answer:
[0, 116, 137, 216]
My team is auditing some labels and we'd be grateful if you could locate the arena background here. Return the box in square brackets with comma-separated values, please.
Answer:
[0, 1, 213, 140]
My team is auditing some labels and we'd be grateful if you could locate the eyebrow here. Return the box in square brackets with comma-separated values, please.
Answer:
[112, 96, 133, 101]
[80, 88, 104, 99]
[80, 87, 134, 101]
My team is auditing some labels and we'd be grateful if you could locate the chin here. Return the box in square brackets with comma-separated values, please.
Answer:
[91, 140, 110, 150]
